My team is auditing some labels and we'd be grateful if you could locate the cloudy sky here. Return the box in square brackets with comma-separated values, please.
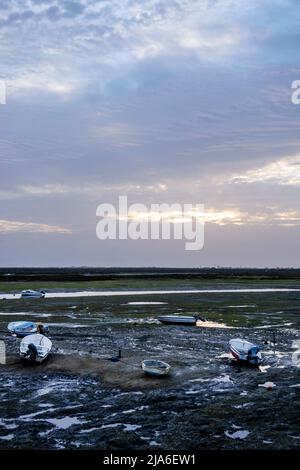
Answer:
[1, 0, 300, 267]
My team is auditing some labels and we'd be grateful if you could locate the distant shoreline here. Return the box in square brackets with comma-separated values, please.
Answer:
[1, 267, 300, 294]
[1, 266, 300, 280]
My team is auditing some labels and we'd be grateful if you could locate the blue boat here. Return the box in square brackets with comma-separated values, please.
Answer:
[8, 321, 49, 338]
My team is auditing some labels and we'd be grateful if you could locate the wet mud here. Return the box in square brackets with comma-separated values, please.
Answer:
[0, 289, 299, 450]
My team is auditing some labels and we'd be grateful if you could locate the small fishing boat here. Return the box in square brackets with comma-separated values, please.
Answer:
[142, 359, 171, 377]
[21, 290, 45, 299]
[8, 321, 49, 338]
[158, 315, 205, 325]
[229, 338, 262, 366]
[20, 334, 52, 363]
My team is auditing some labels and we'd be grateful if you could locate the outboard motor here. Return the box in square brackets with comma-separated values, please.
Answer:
[27, 343, 38, 363]
[36, 324, 49, 336]
[247, 346, 261, 366]
[43, 325, 49, 336]
[195, 315, 206, 322]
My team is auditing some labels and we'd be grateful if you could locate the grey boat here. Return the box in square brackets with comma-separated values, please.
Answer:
[158, 315, 205, 325]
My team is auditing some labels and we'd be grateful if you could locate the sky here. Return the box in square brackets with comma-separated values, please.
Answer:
[1, 0, 300, 267]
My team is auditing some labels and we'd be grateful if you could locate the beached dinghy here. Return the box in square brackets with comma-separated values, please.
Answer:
[142, 359, 171, 377]
[158, 315, 204, 325]
[8, 321, 37, 337]
[229, 338, 262, 366]
[8, 321, 49, 338]
[21, 290, 45, 299]
[20, 334, 52, 363]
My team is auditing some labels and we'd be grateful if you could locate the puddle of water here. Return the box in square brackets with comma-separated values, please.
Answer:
[35, 387, 55, 397]
[0, 434, 14, 441]
[46, 323, 89, 328]
[149, 440, 160, 446]
[227, 305, 256, 308]
[0, 419, 18, 430]
[100, 423, 141, 432]
[126, 302, 167, 306]
[225, 430, 250, 440]
[233, 402, 254, 409]
[213, 375, 233, 384]
[124, 424, 141, 431]
[46, 417, 86, 430]
[19, 408, 55, 420]
[189, 378, 211, 383]
[79, 427, 99, 434]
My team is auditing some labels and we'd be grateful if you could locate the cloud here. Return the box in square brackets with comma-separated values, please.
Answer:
[230, 155, 300, 186]
[1, 0, 298, 108]
[20, 184, 70, 195]
[6, 65, 76, 97]
[1, 0, 300, 266]
[0, 219, 71, 234]
[7, 182, 169, 199]
[0, 0, 252, 99]
[98, 204, 300, 227]
[203, 208, 300, 226]
[205, 207, 300, 226]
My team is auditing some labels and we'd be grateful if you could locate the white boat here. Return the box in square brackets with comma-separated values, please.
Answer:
[21, 290, 45, 299]
[229, 338, 262, 366]
[20, 334, 52, 363]
[142, 359, 171, 377]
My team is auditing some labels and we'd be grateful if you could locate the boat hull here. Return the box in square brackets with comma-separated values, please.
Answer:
[142, 359, 171, 377]
[8, 321, 49, 338]
[8, 321, 37, 338]
[20, 334, 52, 364]
[20, 353, 49, 364]
[21, 290, 45, 299]
[158, 315, 197, 325]
[229, 338, 262, 366]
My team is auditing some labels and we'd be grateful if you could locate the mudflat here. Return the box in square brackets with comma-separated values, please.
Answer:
[0, 269, 299, 450]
